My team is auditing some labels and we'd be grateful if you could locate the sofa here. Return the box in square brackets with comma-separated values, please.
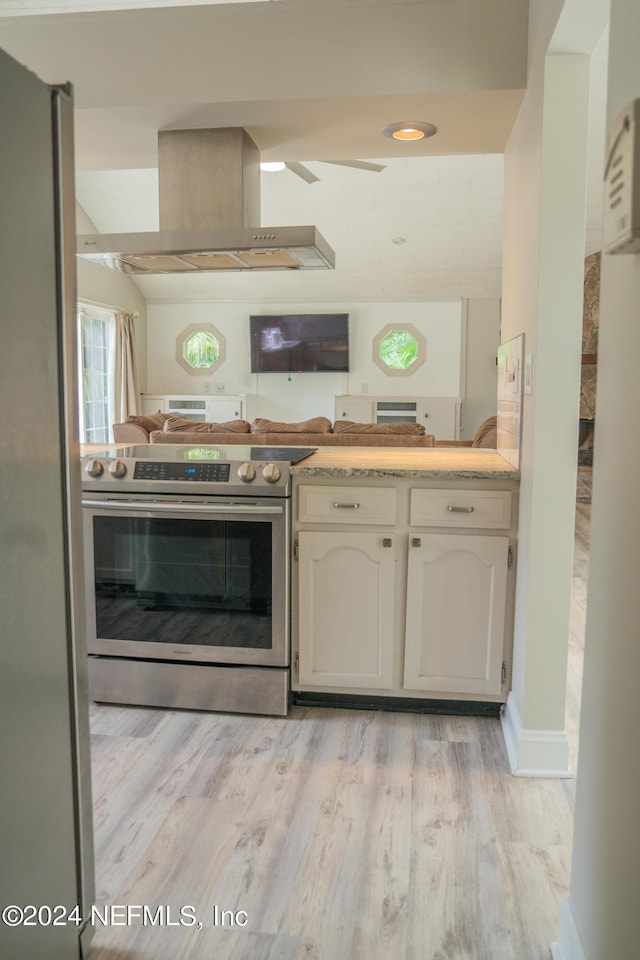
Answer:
[112, 413, 437, 447]
[434, 415, 497, 449]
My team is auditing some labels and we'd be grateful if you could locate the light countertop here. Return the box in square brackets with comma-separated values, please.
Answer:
[291, 447, 520, 480]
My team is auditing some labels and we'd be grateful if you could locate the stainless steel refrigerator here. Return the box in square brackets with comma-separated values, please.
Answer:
[0, 47, 95, 959]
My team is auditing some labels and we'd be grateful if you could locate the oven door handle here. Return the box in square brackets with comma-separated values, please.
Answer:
[81, 499, 284, 515]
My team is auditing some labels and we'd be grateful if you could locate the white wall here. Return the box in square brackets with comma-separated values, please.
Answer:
[75, 204, 148, 392]
[500, 0, 590, 773]
[460, 299, 501, 439]
[144, 299, 464, 423]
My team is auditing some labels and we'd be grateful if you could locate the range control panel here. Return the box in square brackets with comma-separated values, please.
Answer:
[133, 461, 231, 482]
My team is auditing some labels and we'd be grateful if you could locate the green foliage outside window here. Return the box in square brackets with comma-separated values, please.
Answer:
[379, 329, 419, 370]
[183, 330, 220, 369]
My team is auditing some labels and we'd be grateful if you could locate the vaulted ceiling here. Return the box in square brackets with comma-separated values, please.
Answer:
[0, 0, 606, 301]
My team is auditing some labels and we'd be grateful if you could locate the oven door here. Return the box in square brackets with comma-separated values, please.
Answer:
[82, 496, 288, 667]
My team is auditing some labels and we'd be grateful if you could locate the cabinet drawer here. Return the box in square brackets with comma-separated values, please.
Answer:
[298, 485, 397, 525]
[410, 489, 511, 529]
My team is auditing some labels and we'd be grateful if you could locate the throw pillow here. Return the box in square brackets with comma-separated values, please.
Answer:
[250, 417, 332, 434]
[332, 420, 426, 435]
[126, 412, 172, 432]
[163, 416, 251, 433]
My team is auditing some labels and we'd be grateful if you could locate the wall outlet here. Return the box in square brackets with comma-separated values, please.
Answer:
[202, 382, 211, 394]
[361, 382, 368, 393]
[215, 382, 226, 393]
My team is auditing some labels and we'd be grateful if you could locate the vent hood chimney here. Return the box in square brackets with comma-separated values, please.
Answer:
[77, 128, 335, 274]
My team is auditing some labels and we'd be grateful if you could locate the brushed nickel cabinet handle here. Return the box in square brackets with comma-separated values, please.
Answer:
[412, 537, 422, 547]
[447, 505, 475, 513]
[333, 502, 360, 509]
[382, 538, 393, 548]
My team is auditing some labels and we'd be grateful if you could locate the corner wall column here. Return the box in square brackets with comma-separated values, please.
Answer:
[501, 49, 590, 776]
[553, 0, 640, 954]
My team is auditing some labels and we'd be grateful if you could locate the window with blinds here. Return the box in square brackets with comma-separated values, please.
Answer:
[78, 304, 115, 443]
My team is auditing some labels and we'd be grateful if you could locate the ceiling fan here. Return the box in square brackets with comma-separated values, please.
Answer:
[262, 158, 387, 183]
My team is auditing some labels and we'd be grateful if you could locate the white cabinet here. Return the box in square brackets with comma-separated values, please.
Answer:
[297, 531, 395, 689]
[409, 489, 512, 529]
[415, 398, 460, 440]
[298, 485, 397, 525]
[140, 394, 255, 422]
[334, 395, 461, 439]
[204, 396, 247, 421]
[403, 534, 509, 695]
[293, 478, 517, 704]
[334, 396, 374, 422]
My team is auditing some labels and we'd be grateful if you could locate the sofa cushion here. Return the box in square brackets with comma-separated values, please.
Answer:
[332, 420, 426, 436]
[471, 416, 498, 448]
[250, 416, 332, 435]
[163, 416, 251, 434]
[126, 412, 172, 432]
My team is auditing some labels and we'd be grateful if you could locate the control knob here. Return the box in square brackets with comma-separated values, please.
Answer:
[109, 460, 127, 479]
[262, 463, 281, 483]
[237, 462, 256, 482]
[85, 459, 104, 478]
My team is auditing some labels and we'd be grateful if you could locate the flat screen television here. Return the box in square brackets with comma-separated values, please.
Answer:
[250, 313, 349, 373]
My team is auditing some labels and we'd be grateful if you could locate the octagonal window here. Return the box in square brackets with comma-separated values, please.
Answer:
[176, 323, 226, 376]
[373, 323, 425, 376]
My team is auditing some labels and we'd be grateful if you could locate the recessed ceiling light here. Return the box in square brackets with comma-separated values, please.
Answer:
[260, 161, 286, 172]
[381, 121, 437, 142]
[393, 236, 407, 245]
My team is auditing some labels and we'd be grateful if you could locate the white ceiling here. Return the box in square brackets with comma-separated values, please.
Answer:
[0, 0, 607, 302]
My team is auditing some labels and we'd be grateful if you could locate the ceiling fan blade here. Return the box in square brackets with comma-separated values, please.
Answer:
[285, 161, 320, 184]
[323, 160, 386, 173]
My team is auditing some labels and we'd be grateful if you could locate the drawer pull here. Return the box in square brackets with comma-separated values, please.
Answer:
[412, 537, 422, 547]
[447, 505, 475, 513]
[333, 502, 360, 509]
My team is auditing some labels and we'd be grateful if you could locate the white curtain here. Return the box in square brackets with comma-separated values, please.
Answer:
[113, 310, 140, 423]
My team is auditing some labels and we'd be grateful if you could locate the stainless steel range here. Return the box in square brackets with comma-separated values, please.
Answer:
[80, 443, 317, 716]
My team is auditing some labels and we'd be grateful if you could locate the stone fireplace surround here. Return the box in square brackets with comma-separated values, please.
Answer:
[577, 252, 599, 501]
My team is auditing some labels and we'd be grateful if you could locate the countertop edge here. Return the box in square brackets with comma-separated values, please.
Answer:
[291, 465, 520, 480]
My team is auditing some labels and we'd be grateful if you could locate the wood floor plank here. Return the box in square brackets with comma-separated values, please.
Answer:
[89, 795, 249, 959]
[407, 835, 514, 960]
[494, 839, 571, 960]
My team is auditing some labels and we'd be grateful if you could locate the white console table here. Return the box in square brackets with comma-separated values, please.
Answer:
[140, 394, 257, 423]
[334, 395, 461, 440]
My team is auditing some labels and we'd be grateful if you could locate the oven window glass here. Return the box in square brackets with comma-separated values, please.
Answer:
[93, 516, 273, 649]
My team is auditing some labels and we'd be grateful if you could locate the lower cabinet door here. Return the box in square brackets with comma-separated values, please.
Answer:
[403, 533, 508, 695]
[297, 531, 395, 689]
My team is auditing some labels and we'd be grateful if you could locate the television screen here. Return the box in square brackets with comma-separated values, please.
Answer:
[250, 313, 349, 373]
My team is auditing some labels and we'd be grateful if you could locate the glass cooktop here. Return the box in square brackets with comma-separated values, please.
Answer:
[84, 444, 318, 465]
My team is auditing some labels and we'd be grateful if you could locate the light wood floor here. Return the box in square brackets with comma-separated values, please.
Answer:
[86, 505, 591, 960]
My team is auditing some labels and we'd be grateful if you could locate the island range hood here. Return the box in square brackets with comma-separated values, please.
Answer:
[77, 128, 335, 274]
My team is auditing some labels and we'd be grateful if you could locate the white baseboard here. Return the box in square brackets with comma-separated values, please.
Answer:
[550, 896, 587, 960]
[500, 692, 572, 777]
